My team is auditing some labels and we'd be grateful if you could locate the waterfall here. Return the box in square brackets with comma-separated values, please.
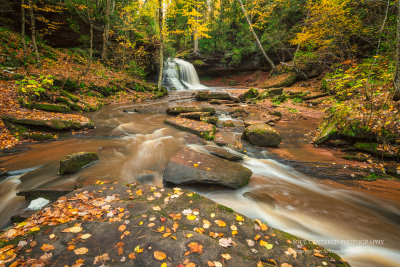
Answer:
[162, 58, 207, 91]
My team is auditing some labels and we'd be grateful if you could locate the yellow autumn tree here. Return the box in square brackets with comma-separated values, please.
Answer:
[291, 0, 365, 61]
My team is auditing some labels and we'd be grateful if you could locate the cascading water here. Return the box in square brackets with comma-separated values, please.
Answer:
[162, 58, 207, 91]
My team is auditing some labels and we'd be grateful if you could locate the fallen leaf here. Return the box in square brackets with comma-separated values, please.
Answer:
[218, 238, 233, 248]
[221, 253, 232, 260]
[74, 247, 89, 255]
[118, 225, 127, 232]
[188, 242, 203, 254]
[236, 215, 244, 221]
[260, 240, 273, 249]
[94, 253, 110, 264]
[285, 247, 297, 258]
[62, 226, 83, 233]
[314, 253, 325, 258]
[203, 220, 211, 229]
[41, 244, 54, 252]
[214, 220, 226, 227]
[187, 214, 197, 220]
[161, 263, 167, 267]
[81, 233, 92, 239]
[254, 219, 268, 231]
[154, 251, 167, 260]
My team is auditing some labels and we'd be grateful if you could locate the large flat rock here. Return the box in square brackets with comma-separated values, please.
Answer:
[0, 183, 349, 267]
[164, 117, 215, 138]
[163, 147, 251, 188]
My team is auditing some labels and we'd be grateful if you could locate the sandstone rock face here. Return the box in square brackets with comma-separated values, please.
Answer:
[242, 123, 281, 147]
[163, 147, 251, 188]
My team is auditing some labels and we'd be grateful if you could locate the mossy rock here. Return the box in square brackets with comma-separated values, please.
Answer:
[54, 78, 80, 92]
[59, 89, 79, 103]
[257, 88, 284, 100]
[222, 120, 235, 127]
[166, 106, 216, 116]
[239, 88, 259, 102]
[354, 143, 397, 159]
[195, 91, 233, 101]
[242, 123, 282, 147]
[201, 116, 218, 125]
[22, 102, 71, 113]
[314, 121, 339, 145]
[59, 152, 99, 175]
[179, 112, 213, 120]
[2, 120, 57, 141]
[55, 97, 82, 111]
[2, 116, 94, 131]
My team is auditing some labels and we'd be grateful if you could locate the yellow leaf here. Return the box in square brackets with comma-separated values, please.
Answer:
[62, 226, 82, 233]
[187, 214, 197, 220]
[80, 234, 92, 240]
[41, 244, 54, 252]
[161, 263, 167, 267]
[232, 230, 238, 237]
[214, 220, 226, 227]
[74, 247, 89, 255]
[30, 227, 40, 232]
[260, 240, 273, 249]
[221, 253, 232, 260]
[236, 215, 244, 222]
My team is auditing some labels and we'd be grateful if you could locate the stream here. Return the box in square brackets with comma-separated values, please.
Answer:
[0, 91, 400, 267]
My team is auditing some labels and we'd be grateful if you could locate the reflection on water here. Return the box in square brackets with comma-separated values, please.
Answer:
[0, 97, 399, 267]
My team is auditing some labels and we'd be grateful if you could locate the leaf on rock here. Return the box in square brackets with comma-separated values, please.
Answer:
[236, 215, 244, 222]
[41, 244, 54, 252]
[118, 225, 127, 232]
[221, 253, 232, 260]
[214, 220, 226, 227]
[62, 225, 83, 233]
[94, 253, 110, 264]
[260, 240, 273, 249]
[188, 242, 203, 254]
[218, 238, 232, 248]
[154, 251, 167, 261]
[74, 247, 89, 255]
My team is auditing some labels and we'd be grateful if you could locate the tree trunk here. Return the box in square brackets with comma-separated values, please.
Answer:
[394, 0, 400, 99]
[194, 5, 199, 55]
[21, 0, 26, 55]
[101, 0, 111, 62]
[28, 0, 40, 63]
[237, 0, 276, 71]
[157, 0, 164, 90]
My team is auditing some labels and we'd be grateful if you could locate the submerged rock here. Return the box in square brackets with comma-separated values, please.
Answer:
[1, 116, 94, 131]
[59, 152, 99, 175]
[243, 190, 276, 206]
[242, 123, 281, 147]
[179, 112, 213, 120]
[0, 183, 350, 267]
[163, 147, 251, 188]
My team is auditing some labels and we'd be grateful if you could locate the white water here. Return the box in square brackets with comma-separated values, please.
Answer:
[162, 58, 207, 91]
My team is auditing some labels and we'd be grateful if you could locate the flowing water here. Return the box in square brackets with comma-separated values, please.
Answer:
[0, 92, 399, 267]
[162, 58, 207, 90]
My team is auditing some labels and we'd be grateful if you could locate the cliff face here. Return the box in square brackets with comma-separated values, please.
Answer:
[0, 0, 102, 49]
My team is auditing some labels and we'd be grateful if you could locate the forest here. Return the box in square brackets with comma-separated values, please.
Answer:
[0, 0, 399, 266]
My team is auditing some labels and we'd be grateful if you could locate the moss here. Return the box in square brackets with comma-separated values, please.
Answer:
[314, 121, 339, 145]
[201, 116, 218, 125]
[222, 121, 235, 127]
[239, 88, 259, 102]
[22, 102, 71, 113]
[59, 152, 99, 175]
[191, 193, 201, 200]
[217, 204, 234, 213]
[54, 78, 79, 92]
[59, 89, 79, 103]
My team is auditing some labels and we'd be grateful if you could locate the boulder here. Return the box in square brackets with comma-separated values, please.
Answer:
[163, 147, 252, 188]
[166, 106, 216, 116]
[164, 117, 215, 139]
[59, 152, 99, 175]
[201, 116, 219, 125]
[242, 123, 282, 147]
[0, 183, 350, 267]
[10, 210, 36, 223]
[195, 91, 233, 101]
[1, 116, 94, 131]
[209, 99, 235, 105]
[204, 145, 243, 161]
[239, 88, 259, 102]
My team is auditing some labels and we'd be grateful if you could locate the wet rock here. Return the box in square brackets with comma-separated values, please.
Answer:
[195, 91, 233, 101]
[1, 183, 349, 267]
[163, 147, 252, 188]
[209, 99, 235, 105]
[222, 120, 235, 127]
[214, 132, 229, 146]
[59, 152, 99, 175]
[21, 102, 72, 113]
[257, 88, 284, 99]
[179, 112, 213, 120]
[0, 167, 7, 179]
[10, 210, 36, 223]
[239, 88, 259, 102]
[242, 123, 282, 147]
[1, 115, 94, 131]
[17, 189, 73, 201]
[204, 145, 243, 161]
[314, 121, 338, 145]
[164, 117, 215, 139]
[244, 190, 276, 206]
[201, 116, 219, 125]
[231, 107, 250, 118]
[166, 106, 216, 116]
